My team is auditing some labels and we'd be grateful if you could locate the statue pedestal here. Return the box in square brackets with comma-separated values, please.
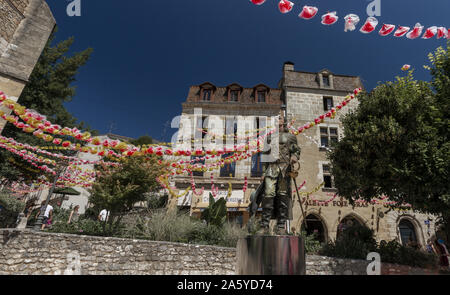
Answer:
[236, 235, 306, 275]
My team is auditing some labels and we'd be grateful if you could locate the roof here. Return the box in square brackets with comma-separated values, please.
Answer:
[283, 70, 363, 92]
[53, 187, 81, 196]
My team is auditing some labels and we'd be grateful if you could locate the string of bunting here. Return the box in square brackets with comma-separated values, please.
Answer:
[250, 1, 449, 40]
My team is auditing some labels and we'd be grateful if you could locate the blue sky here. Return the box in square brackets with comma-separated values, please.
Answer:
[46, 0, 450, 141]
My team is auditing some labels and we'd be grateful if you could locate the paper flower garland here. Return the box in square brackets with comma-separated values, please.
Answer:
[422, 26, 438, 39]
[344, 14, 360, 32]
[360, 17, 379, 34]
[278, 0, 294, 14]
[406, 23, 424, 39]
[321, 12, 339, 25]
[299, 6, 318, 20]
[379, 24, 396, 36]
[250, 0, 266, 5]
[394, 26, 410, 37]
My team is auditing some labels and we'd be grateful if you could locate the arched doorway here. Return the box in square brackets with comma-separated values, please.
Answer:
[336, 215, 366, 239]
[398, 219, 418, 248]
[301, 214, 326, 243]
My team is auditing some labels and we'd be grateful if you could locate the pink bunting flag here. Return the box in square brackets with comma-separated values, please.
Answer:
[379, 24, 396, 36]
[250, 0, 266, 5]
[321, 12, 338, 25]
[394, 26, 410, 37]
[299, 6, 318, 20]
[278, 0, 294, 14]
[360, 17, 378, 34]
[344, 14, 360, 32]
[406, 23, 424, 39]
[437, 27, 449, 39]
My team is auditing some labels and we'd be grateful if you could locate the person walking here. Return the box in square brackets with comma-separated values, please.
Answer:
[432, 239, 449, 271]
[36, 201, 53, 230]
[68, 205, 80, 224]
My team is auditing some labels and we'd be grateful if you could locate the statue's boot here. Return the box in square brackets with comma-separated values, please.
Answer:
[258, 197, 274, 235]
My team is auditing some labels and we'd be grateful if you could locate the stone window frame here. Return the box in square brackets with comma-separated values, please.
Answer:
[396, 215, 424, 247]
[317, 123, 340, 151]
[318, 70, 334, 89]
[318, 161, 337, 191]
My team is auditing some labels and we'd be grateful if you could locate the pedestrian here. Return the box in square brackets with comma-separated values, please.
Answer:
[432, 239, 449, 271]
[36, 201, 53, 230]
[68, 205, 80, 224]
[98, 209, 110, 222]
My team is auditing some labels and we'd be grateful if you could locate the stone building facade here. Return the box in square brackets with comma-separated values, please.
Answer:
[171, 62, 439, 249]
[0, 0, 55, 133]
[172, 82, 283, 225]
[281, 62, 438, 247]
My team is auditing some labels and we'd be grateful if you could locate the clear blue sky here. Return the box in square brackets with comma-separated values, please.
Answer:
[46, 0, 449, 141]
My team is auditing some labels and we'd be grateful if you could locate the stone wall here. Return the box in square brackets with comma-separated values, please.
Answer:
[0, 229, 236, 275]
[0, 229, 438, 275]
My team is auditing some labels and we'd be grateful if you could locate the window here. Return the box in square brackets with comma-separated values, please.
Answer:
[220, 153, 236, 177]
[251, 153, 263, 178]
[323, 75, 330, 87]
[320, 127, 338, 148]
[323, 164, 333, 188]
[323, 96, 334, 111]
[257, 91, 266, 103]
[399, 219, 418, 247]
[202, 89, 211, 101]
[230, 90, 239, 102]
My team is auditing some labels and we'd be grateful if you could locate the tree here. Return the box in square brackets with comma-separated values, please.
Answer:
[88, 156, 165, 234]
[130, 135, 153, 146]
[328, 42, 450, 240]
[0, 28, 94, 183]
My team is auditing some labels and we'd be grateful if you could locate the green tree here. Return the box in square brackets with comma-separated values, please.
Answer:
[328, 42, 450, 239]
[0, 28, 94, 183]
[88, 156, 164, 234]
[130, 135, 153, 146]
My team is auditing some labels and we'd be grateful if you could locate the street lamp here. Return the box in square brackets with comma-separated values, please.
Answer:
[33, 160, 70, 230]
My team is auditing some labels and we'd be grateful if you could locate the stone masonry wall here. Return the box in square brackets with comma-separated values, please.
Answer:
[0, 229, 438, 275]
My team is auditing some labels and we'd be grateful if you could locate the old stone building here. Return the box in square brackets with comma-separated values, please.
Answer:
[172, 62, 439, 249]
[0, 0, 55, 133]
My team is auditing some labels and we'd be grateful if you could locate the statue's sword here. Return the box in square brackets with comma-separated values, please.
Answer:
[292, 176, 308, 230]
[290, 161, 307, 230]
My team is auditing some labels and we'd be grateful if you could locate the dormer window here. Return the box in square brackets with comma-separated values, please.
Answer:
[199, 82, 216, 102]
[230, 90, 239, 102]
[257, 91, 266, 103]
[202, 89, 211, 101]
[323, 75, 330, 87]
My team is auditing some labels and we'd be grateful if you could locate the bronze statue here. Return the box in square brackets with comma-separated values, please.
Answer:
[249, 119, 301, 235]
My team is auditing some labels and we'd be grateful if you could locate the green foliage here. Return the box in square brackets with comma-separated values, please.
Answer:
[320, 225, 378, 260]
[89, 155, 164, 234]
[0, 27, 95, 183]
[377, 240, 437, 268]
[0, 192, 25, 228]
[299, 231, 322, 254]
[201, 194, 227, 227]
[320, 225, 437, 268]
[328, 43, 450, 229]
[146, 194, 168, 209]
[130, 136, 153, 146]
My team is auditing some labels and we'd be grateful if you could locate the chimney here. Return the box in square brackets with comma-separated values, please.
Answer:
[283, 61, 295, 72]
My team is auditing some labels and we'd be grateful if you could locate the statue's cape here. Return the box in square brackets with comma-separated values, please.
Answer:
[249, 181, 265, 216]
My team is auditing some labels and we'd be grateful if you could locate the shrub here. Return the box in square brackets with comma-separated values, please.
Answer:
[299, 231, 322, 254]
[319, 225, 438, 268]
[378, 240, 437, 268]
[0, 192, 25, 228]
